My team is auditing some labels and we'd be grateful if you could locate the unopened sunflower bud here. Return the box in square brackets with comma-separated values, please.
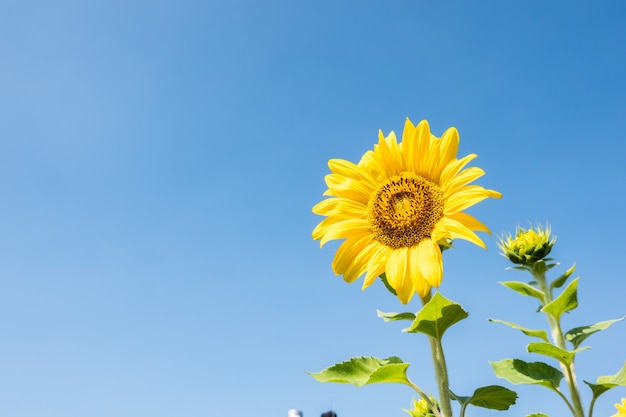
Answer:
[498, 224, 556, 265]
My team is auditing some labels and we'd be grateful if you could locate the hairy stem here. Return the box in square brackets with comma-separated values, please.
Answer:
[422, 292, 453, 417]
[534, 270, 585, 417]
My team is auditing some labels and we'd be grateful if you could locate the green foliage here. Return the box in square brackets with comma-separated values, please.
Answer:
[491, 359, 564, 391]
[541, 278, 579, 319]
[526, 414, 550, 417]
[527, 342, 589, 367]
[489, 319, 549, 342]
[451, 385, 518, 411]
[377, 310, 416, 322]
[565, 317, 625, 349]
[585, 362, 626, 403]
[584, 381, 612, 399]
[405, 292, 468, 339]
[379, 273, 397, 296]
[596, 361, 626, 387]
[550, 263, 576, 290]
[531, 260, 553, 275]
[501, 281, 544, 301]
[308, 356, 411, 387]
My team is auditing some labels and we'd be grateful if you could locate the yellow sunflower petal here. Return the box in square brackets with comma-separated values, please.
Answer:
[402, 118, 418, 171]
[424, 136, 441, 181]
[312, 197, 367, 218]
[439, 216, 487, 248]
[324, 174, 374, 203]
[312, 216, 339, 241]
[317, 218, 369, 247]
[448, 212, 491, 234]
[407, 242, 440, 297]
[613, 399, 626, 417]
[438, 127, 460, 168]
[439, 153, 478, 189]
[412, 277, 431, 299]
[328, 158, 378, 187]
[340, 238, 376, 283]
[444, 167, 486, 197]
[402, 117, 416, 143]
[431, 221, 451, 244]
[415, 240, 443, 287]
[413, 120, 432, 175]
[362, 244, 388, 289]
[444, 185, 502, 215]
[375, 130, 403, 177]
[343, 238, 381, 283]
[332, 233, 371, 280]
[386, 248, 414, 304]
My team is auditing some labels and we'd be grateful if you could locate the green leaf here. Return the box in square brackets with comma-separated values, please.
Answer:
[449, 390, 471, 404]
[404, 292, 468, 339]
[565, 317, 625, 349]
[377, 310, 416, 322]
[501, 281, 544, 300]
[510, 265, 532, 272]
[584, 381, 612, 398]
[532, 260, 551, 274]
[489, 319, 549, 342]
[526, 414, 549, 417]
[308, 356, 411, 387]
[379, 273, 397, 296]
[584, 361, 626, 401]
[550, 263, 576, 290]
[597, 361, 626, 386]
[491, 359, 564, 391]
[460, 385, 518, 410]
[541, 278, 579, 319]
[527, 342, 589, 366]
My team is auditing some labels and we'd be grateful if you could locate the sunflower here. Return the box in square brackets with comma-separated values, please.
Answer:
[312, 118, 501, 304]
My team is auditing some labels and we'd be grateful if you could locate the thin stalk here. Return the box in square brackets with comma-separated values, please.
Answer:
[422, 291, 453, 417]
[533, 270, 585, 417]
[588, 395, 598, 417]
[407, 380, 442, 417]
[554, 387, 577, 415]
[459, 401, 469, 417]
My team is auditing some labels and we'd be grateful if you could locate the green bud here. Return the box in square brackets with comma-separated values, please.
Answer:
[498, 224, 556, 266]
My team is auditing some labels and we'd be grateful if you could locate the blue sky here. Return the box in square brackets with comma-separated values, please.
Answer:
[1, 1, 625, 416]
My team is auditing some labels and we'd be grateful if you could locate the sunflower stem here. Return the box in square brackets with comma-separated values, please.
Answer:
[407, 380, 442, 417]
[533, 270, 585, 417]
[422, 291, 454, 417]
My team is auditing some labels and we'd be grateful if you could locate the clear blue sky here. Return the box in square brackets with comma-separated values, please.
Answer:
[1, 1, 625, 417]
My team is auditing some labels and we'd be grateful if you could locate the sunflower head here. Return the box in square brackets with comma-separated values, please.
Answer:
[312, 118, 501, 304]
[498, 224, 556, 266]
[404, 396, 440, 417]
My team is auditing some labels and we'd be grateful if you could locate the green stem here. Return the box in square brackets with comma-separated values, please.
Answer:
[588, 395, 598, 417]
[459, 401, 468, 417]
[422, 291, 453, 417]
[554, 387, 577, 416]
[533, 269, 585, 417]
[407, 380, 442, 417]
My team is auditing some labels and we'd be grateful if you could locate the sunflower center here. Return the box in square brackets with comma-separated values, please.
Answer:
[367, 172, 444, 249]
